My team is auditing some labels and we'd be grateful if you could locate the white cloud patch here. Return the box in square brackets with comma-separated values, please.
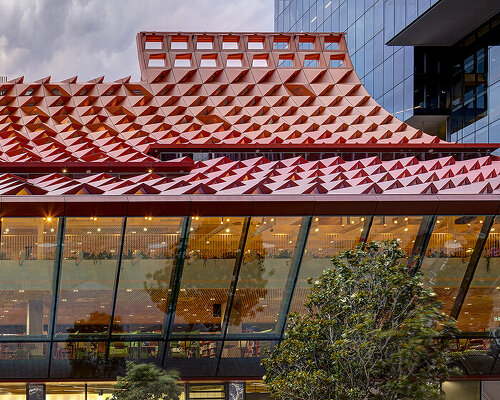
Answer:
[0, 0, 274, 82]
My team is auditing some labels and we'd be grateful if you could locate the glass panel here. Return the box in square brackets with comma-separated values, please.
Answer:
[246, 381, 271, 400]
[113, 217, 183, 334]
[51, 341, 109, 379]
[221, 340, 273, 359]
[0, 383, 25, 400]
[483, 382, 500, 400]
[219, 340, 277, 378]
[227, 217, 302, 335]
[0, 342, 49, 379]
[227, 58, 243, 67]
[421, 216, 484, 315]
[457, 217, 500, 332]
[188, 384, 225, 399]
[173, 217, 245, 335]
[56, 217, 123, 337]
[442, 381, 480, 400]
[197, 41, 213, 50]
[108, 340, 162, 361]
[0, 218, 59, 337]
[367, 216, 423, 262]
[168, 340, 219, 359]
[174, 58, 191, 68]
[289, 216, 366, 314]
[164, 340, 221, 377]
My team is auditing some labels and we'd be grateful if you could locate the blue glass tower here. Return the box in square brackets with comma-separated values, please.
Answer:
[275, 0, 500, 143]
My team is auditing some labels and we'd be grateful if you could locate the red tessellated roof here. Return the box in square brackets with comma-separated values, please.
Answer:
[2, 154, 500, 196]
[0, 33, 494, 167]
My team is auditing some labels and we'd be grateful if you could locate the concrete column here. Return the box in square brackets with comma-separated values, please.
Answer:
[26, 383, 45, 400]
[26, 299, 43, 335]
[27, 299, 45, 357]
[36, 223, 44, 260]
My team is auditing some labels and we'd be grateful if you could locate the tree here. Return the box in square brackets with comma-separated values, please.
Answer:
[112, 362, 181, 400]
[262, 240, 459, 400]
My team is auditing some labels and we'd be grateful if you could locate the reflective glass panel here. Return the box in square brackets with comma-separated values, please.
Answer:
[56, 217, 123, 337]
[218, 340, 277, 377]
[113, 217, 183, 334]
[367, 216, 424, 262]
[0, 342, 48, 361]
[457, 217, 500, 332]
[168, 340, 220, 360]
[188, 384, 225, 399]
[0, 383, 25, 400]
[164, 340, 221, 377]
[173, 217, 245, 335]
[289, 216, 366, 314]
[227, 217, 302, 335]
[421, 216, 484, 315]
[221, 340, 274, 359]
[51, 341, 109, 379]
[0, 217, 59, 337]
[108, 340, 162, 362]
[442, 381, 480, 400]
[0, 342, 49, 379]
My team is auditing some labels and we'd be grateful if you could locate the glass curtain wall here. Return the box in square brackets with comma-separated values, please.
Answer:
[274, 0, 437, 121]
[421, 216, 484, 315]
[0, 214, 497, 379]
[0, 217, 59, 337]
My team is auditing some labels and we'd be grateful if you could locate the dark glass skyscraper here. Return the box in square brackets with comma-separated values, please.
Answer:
[275, 0, 500, 144]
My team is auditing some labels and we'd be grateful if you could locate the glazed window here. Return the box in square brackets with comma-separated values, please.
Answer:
[289, 216, 367, 315]
[273, 36, 290, 50]
[200, 55, 217, 67]
[56, 217, 124, 337]
[329, 55, 345, 68]
[248, 36, 265, 50]
[113, 217, 184, 334]
[304, 55, 320, 67]
[145, 35, 163, 50]
[278, 55, 294, 68]
[298, 37, 315, 50]
[222, 36, 239, 49]
[148, 54, 166, 67]
[172, 217, 246, 335]
[197, 36, 214, 50]
[324, 37, 340, 50]
[174, 55, 191, 68]
[227, 55, 243, 67]
[252, 55, 268, 67]
[171, 36, 188, 50]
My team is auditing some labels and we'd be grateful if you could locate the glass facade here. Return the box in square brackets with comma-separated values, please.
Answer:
[0, 214, 497, 379]
[275, 0, 439, 121]
[275, 1, 500, 144]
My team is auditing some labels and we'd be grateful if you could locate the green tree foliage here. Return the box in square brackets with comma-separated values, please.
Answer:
[112, 362, 181, 400]
[262, 241, 459, 400]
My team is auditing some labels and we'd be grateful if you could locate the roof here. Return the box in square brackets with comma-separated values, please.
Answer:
[0, 32, 495, 170]
[3, 154, 500, 197]
[0, 31, 498, 212]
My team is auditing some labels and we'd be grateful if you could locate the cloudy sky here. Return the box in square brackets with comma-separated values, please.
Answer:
[0, 0, 274, 82]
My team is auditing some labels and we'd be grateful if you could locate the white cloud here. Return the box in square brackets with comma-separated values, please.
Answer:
[0, 0, 274, 82]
